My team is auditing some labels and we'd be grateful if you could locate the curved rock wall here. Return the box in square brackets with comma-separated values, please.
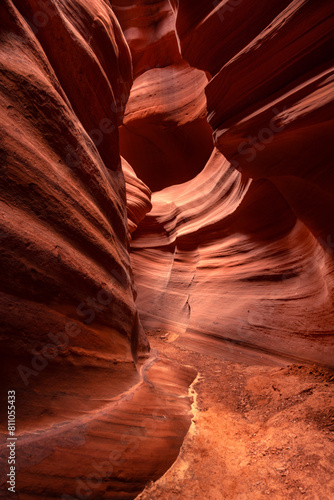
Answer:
[172, 0, 334, 245]
[111, 0, 183, 79]
[0, 1, 195, 498]
[113, 0, 214, 191]
[122, 156, 152, 235]
[129, 0, 334, 366]
[1, 0, 333, 497]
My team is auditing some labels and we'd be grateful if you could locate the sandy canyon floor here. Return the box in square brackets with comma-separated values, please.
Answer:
[136, 331, 334, 500]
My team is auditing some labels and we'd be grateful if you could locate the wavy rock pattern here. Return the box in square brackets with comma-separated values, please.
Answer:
[0, 1, 195, 498]
[113, 0, 214, 191]
[130, 0, 334, 366]
[172, 0, 334, 244]
[119, 63, 214, 190]
[111, 0, 183, 79]
[1, 0, 333, 497]
[122, 157, 152, 235]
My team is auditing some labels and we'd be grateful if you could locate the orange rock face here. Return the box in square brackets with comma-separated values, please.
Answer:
[119, 63, 214, 190]
[0, 1, 195, 498]
[129, 0, 334, 367]
[0, 0, 333, 498]
[122, 156, 152, 235]
[114, 0, 214, 191]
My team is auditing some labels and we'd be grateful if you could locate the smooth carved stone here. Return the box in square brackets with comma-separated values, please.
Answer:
[113, 0, 214, 191]
[122, 156, 152, 235]
[1, 0, 334, 497]
[119, 63, 214, 191]
[172, 0, 334, 245]
[0, 1, 195, 498]
[1, 355, 195, 499]
[111, 0, 183, 78]
[128, 0, 334, 367]
[131, 149, 334, 366]
[170, 0, 292, 76]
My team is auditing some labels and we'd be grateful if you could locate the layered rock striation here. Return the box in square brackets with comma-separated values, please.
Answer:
[0, 0, 333, 498]
[129, 0, 334, 366]
[113, 0, 214, 191]
[0, 1, 195, 498]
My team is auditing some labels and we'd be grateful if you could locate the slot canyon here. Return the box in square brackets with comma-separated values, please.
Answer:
[0, 0, 333, 499]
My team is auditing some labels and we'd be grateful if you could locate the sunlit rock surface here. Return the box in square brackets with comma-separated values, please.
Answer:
[122, 156, 152, 235]
[129, 0, 334, 367]
[131, 149, 334, 366]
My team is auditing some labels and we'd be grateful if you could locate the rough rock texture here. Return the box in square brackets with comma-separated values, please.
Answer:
[0, 1, 195, 498]
[129, 0, 334, 367]
[137, 336, 334, 500]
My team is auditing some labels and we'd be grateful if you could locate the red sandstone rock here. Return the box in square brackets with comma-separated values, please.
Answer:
[112, 0, 213, 191]
[122, 156, 152, 234]
[129, 0, 334, 366]
[1, 0, 334, 497]
[173, 0, 334, 245]
[131, 149, 334, 366]
[119, 62, 213, 190]
[0, 1, 195, 498]
[111, 0, 183, 78]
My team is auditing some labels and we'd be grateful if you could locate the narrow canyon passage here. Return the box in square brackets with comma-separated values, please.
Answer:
[0, 1, 333, 499]
[137, 333, 334, 500]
